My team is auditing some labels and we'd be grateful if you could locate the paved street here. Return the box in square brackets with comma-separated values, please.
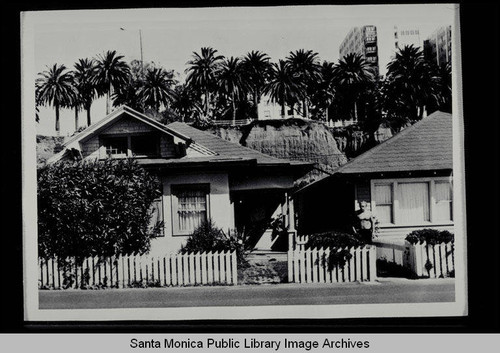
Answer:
[39, 278, 455, 309]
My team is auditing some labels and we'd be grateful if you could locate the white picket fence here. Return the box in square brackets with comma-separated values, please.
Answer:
[288, 246, 377, 283]
[405, 241, 455, 278]
[39, 251, 238, 289]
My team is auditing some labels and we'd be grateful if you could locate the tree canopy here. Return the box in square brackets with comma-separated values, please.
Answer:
[38, 159, 162, 261]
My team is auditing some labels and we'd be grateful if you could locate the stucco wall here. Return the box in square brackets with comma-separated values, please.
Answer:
[149, 172, 233, 255]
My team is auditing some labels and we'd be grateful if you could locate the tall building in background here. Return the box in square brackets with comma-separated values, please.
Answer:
[424, 25, 452, 66]
[393, 26, 423, 53]
[339, 25, 379, 77]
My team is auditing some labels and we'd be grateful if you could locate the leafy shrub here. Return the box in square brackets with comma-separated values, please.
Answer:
[180, 219, 249, 266]
[305, 231, 367, 270]
[38, 159, 162, 264]
[405, 229, 454, 245]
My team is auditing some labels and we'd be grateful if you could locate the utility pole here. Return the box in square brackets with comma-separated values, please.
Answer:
[139, 29, 144, 79]
[121, 27, 145, 111]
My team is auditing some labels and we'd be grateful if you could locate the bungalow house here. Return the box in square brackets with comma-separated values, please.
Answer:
[47, 106, 313, 255]
[295, 111, 453, 264]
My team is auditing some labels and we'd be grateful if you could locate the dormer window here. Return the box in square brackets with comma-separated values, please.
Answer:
[100, 134, 160, 159]
[131, 135, 159, 157]
[104, 136, 128, 158]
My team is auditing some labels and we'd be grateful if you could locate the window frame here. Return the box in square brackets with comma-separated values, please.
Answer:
[373, 182, 394, 224]
[370, 176, 453, 227]
[170, 184, 210, 237]
[102, 135, 128, 158]
[99, 133, 160, 159]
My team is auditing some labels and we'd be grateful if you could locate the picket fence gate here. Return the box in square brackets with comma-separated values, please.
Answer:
[405, 241, 455, 278]
[288, 245, 377, 284]
[39, 251, 238, 289]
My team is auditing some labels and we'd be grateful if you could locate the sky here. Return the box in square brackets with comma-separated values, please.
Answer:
[23, 4, 457, 136]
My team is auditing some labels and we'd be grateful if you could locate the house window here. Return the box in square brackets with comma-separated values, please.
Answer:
[131, 135, 159, 157]
[149, 197, 164, 237]
[434, 181, 453, 222]
[372, 178, 453, 226]
[171, 184, 210, 236]
[374, 184, 393, 224]
[101, 134, 160, 159]
[103, 136, 128, 158]
[397, 182, 430, 224]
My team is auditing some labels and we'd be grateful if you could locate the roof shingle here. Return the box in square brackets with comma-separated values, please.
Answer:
[334, 111, 453, 174]
[166, 121, 301, 166]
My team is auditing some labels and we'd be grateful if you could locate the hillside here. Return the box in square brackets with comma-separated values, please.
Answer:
[209, 119, 389, 185]
[37, 135, 67, 168]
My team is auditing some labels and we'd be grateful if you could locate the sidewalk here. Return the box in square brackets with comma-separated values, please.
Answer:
[39, 277, 455, 309]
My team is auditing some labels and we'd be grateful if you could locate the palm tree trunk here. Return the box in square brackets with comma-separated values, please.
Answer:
[74, 107, 79, 131]
[205, 89, 210, 119]
[254, 90, 259, 120]
[86, 106, 92, 126]
[55, 103, 60, 135]
[303, 100, 309, 119]
[232, 93, 236, 124]
[281, 92, 286, 118]
[106, 82, 112, 115]
[354, 101, 358, 121]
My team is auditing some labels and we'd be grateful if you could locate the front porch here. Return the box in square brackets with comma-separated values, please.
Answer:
[231, 188, 298, 253]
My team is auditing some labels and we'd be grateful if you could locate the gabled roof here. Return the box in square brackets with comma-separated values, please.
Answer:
[47, 106, 312, 172]
[166, 121, 309, 167]
[333, 111, 453, 175]
[63, 105, 192, 147]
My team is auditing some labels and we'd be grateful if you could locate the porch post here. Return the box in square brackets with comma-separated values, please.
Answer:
[287, 192, 296, 252]
[288, 193, 296, 232]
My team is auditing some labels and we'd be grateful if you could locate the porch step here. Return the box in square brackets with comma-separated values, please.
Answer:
[240, 251, 289, 284]
[247, 251, 288, 263]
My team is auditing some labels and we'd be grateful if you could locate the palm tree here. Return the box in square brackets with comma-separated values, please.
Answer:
[92, 50, 131, 115]
[112, 59, 152, 112]
[35, 84, 44, 123]
[311, 61, 336, 121]
[384, 45, 440, 122]
[171, 84, 202, 122]
[68, 75, 83, 132]
[185, 47, 224, 119]
[286, 49, 321, 119]
[437, 62, 452, 113]
[73, 58, 98, 126]
[136, 67, 176, 112]
[36, 64, 77, 134]
[217, 57, 247, 123]
[264, 60, 303, 118]
[241, 51, 272, 120]
[333, 53, 375, 121]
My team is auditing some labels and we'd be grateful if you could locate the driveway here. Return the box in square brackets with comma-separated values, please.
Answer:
[39, 278, 455, 309]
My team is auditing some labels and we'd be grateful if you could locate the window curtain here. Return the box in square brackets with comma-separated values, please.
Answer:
[374, 184, 392, 223]
[178, 190, 207, 233]
[434, 181, 453, 221]
[397, 182, 430, 224]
